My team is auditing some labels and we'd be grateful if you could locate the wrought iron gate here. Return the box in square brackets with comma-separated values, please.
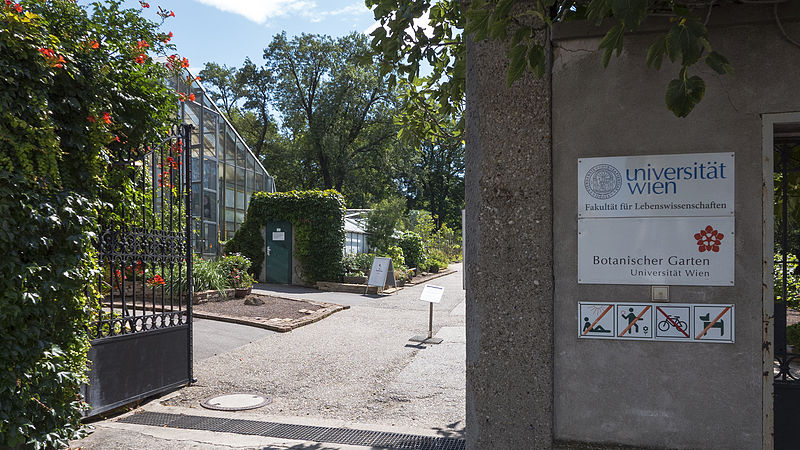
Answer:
[773, 121, 800, 449]
[82, 125, 194, 417]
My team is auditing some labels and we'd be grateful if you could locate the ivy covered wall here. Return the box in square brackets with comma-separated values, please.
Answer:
[226, 190, 346, 283]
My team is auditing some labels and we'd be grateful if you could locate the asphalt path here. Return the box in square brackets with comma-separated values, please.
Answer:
[192, 317, 275, 361]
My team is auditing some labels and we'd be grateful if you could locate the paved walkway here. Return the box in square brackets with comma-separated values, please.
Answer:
[70, 264, 466, 449]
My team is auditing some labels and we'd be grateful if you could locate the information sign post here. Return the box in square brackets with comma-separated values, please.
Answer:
[409, 285, 445, 345]
[365, 257, 396, 294]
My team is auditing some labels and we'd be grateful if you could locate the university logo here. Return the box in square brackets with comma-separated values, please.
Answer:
[584, 164, 622, 199]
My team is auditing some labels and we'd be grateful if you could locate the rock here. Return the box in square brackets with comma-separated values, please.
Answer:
[244, 296, 265, 306]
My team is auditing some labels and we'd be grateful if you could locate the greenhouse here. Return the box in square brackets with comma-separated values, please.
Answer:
[173, 74, 275, 258]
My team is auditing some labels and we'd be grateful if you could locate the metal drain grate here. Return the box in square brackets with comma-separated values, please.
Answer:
[120, 412, 465, 449]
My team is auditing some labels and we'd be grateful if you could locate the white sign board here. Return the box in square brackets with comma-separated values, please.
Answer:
[420, 285, 444, 303]
[578, 153, 734, 218]
[579, 302, 734, 343]
[367, 257, 394, 288]
[272, 231, 285, 241]
[578, 216, 734, 285]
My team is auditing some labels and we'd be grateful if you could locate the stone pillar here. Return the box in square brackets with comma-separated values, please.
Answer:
[464, 28, 554, 447]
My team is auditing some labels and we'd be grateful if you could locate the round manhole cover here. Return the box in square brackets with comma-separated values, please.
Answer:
[200, 393, 272, 411]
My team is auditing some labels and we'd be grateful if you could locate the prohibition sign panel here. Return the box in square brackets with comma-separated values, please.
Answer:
[693, 305, 734, 342]
[579, 303, 615, 339]
[616, 303, 653, 340]
[654, 305, 692, 341]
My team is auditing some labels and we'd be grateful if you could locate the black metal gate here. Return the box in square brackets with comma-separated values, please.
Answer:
[773, 121, 800, 449]
[82, 125, 194, 417]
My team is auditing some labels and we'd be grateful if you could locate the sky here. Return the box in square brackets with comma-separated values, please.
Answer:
[118, 0, 380, 73]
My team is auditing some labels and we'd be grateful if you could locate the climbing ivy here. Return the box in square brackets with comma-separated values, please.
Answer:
[0, 1, 183, 447]
[225, 190, 346, 283]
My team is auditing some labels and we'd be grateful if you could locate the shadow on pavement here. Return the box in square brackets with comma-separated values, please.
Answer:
[254, 283, 321, 294]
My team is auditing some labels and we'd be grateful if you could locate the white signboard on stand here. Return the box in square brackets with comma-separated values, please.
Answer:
[578, 153, 734, 218]
[420, 285, 444, 303]
[578, 216, 734, 285]
[367, 257, 395, 289]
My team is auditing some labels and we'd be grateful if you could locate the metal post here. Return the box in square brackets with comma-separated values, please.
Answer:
[428, 302, 434, 339]
[183, 123, 196, 383]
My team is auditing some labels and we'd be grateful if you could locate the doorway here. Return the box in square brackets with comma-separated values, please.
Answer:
[265, 220, 292, 284]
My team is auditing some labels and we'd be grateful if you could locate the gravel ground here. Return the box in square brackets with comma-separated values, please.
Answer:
[162, 264, 466, 432]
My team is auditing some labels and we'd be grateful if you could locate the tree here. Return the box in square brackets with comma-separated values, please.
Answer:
[198, 62, 241, 116]
[403, 135, 465, 230]
[366, 0, 736, 130]
[366, 196, 407, 252]
[264, 32, 407, 199]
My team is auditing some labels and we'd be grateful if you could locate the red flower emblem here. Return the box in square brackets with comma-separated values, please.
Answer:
[694, 225, 724, 253]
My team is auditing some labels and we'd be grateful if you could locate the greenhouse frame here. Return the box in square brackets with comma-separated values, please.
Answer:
[173, 74, 275, 259]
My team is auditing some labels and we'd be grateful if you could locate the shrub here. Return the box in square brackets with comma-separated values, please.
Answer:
[342, 253, 376, 277]
[775, 252, 800, 308]
[218, 253, 255, 288]
[365, 197, 405, 252]
[382, 245, 405, 268]
[788, 323, 800, 349]
[398, 231, 425, 269]
[193, 256, 232, 293]
[425, 248, 448, 272]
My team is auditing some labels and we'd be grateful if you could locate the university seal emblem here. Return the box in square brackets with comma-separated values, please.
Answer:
[584, 164, 622, 199]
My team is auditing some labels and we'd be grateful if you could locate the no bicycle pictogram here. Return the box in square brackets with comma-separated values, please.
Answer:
[655, 306, 691, 340]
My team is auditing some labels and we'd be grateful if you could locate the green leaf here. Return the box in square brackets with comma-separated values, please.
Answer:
[665, 70, 706, 117]
[646, 35, 667, 70]
[528, 44, 546, 78]
[612, 0, 648, 31]
[506, 43, 527, 87]
[705, 51, 733, 75]
[598, 23, 625, 67]
[666, 18, 707, 66]
[510, 27, 529, 48]
[587, 0, 613, 26]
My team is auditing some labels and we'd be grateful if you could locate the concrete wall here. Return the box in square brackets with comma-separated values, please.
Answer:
[465, 24, 554, 447]
[550, 5, 800, 448]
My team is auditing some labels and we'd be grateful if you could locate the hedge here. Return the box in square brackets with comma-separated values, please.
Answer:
[226, 190, 346, 283]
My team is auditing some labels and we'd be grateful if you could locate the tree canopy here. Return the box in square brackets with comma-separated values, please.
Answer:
[366, 0, 739, 134]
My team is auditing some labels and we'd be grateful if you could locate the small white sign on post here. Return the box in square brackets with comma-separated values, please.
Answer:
[272, 230, 285, 241]
[410, 285, 445, 344]
[366, 257, 396, 292]
[420, 285, 444, 303]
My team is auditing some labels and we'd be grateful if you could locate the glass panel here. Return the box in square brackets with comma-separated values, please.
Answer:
[227, 229, 236, 240]
[203, 191, 217, 221]
[246, 170, 254, 193]
[235, 210, 245, 224]
[236, 140, 246, 166]
[246, 154, 255, 171]
[245, 192, 251, 208]
[205, 223, 216, 253]
[203, 158, 217, 190]
[236, 167, 245, 190]
[266, 176, 275, 193]
[225, 130, 236, 164]
[255, 173, 265, 192]
[191, 182, 201, 216]
[193, 220, 202, 253]
[225, 208, 235, 223]
[218, 161, 225, 196]
[225, 164, 235, 187]
[225, 188, 235, 208]
[226, 221, 235, 236]
[235, 190, 244, 210]
[191, 157, 201, 183]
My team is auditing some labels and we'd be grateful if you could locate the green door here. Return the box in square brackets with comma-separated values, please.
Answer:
[266, 221, 292, 284]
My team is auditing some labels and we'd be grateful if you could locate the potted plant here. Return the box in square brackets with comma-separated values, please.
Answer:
[231, 268, 255, 298]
